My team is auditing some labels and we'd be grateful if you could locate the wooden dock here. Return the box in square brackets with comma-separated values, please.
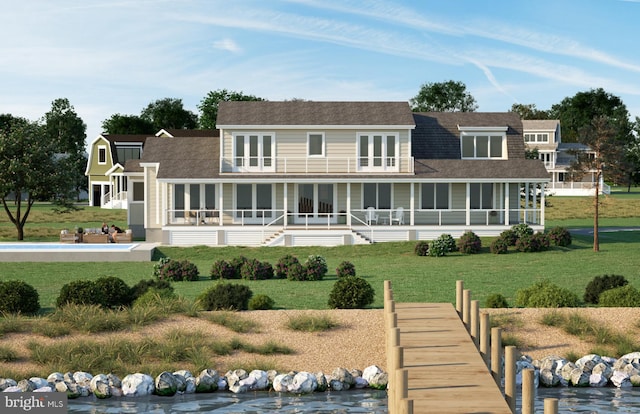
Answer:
[391, 302, 512, 413]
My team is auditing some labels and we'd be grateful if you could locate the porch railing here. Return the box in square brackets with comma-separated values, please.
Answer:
[220, 156, 414, 174]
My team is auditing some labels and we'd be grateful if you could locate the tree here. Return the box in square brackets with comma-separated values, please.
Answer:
[43, 98, 88, 200]
[102, 114, 155, 135]
[198, 89, 265, 129]
[510, 103, 549, 120]
[140, 98, 198, 131]
[567, 116, 624, 252]
[410, 80, 478, 112]
[0, 119, 72, 240]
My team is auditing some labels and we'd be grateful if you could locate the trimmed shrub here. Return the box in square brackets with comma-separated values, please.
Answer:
[286, 262, 307, 281]
[304, 255, 327, 281]
[131, 278, 173, 300]
[438, 234, 457, 253]
[198, 282, 253, 311]
[512, 223, 534, 239]
[210, 260, 236, 280]
[241, 259, 273, 280]
[547, 226, 572, 247]
[328, 276, 375, 309]
[584, 274, 629, 305]
[515, 280, 580, 308]
[152, 257, 172, 278]
[229, 256, 248, 279]
[275, 254, 299, 279]
[249, 294, 275, 310]
[94, 276, 134, 309]
[457, 231, 481, 254]
[490, 237, 509, 254]
[336, 261, 356, 278]
[157, 259, 199, 281]
[598, 285, 640, 307]
[56, 280, 98, 308]
[0, 280, 40, 315]
[428, 238, 448, 257]
[414, 241, 429, 256]
[499, 229, 518, 246]
[485, 293, 509, 308]
[515, 233, 550, 253]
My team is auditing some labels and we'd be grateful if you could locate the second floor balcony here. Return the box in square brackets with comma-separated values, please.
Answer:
[220, 155, 415, 174]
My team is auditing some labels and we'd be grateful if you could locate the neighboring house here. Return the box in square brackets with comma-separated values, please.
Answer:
[129, 101, 549, 247]
[85, 133, 148, 209]
[522, 120, 608, 196]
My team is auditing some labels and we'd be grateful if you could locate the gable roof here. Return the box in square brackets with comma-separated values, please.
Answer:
[156, 129, 220, 138]
[217, 101, 416, 127]
[137, 136, 219, 179]
[522, 119, 560, 131]
[412, 112, 525, 159]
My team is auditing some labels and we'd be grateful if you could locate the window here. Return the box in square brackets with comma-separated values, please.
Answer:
[524, 133, 548, 143]
[132, 182, 144, 202]
[421, 183, 449, 209]
[558, 172, 565, 182]
[363, 183, 391, 209]
[461, 134, 504, 159]
[174, 184, 185, 218]
[358, 133, 398, 170]
[189, 184, 200, 211]
[233, 133, 274, 171]
[116, 145, 142, 164]
[98, 146, 107, 164]
[470, 183, 493, 209]
[308, 133, 324, 157]
[235, 184, 273, 219]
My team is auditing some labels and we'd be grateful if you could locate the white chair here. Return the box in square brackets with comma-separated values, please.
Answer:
[366, 207, 379, 225]
[391, 207, 404, 225]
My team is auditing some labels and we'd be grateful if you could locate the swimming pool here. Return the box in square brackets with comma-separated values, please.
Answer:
[0, 242, 156, 262]
[0, 243, 139, 252]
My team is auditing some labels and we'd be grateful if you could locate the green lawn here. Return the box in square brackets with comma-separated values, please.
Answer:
[1, 197, 639, 312]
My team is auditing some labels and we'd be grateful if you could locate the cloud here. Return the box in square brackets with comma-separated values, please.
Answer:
[213, 38, 242, 53]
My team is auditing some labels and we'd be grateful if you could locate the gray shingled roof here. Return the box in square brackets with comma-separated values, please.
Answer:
[413, 159, 549, 180]
[217, 101, 416, 126]
[161, 129, 220, 138]
[412, 112, 525, 159]
[522, 119, 560, 130]
[138, 136, 219, 179]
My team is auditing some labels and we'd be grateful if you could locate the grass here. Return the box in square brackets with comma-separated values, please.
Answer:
[206, 311, 261, 333]
[285, 314, 340, 332]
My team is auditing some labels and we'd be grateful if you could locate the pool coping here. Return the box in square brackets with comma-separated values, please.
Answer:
[0, 242, 159, 262]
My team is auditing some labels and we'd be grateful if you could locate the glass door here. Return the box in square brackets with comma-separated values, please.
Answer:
[296, 184, 334, 224]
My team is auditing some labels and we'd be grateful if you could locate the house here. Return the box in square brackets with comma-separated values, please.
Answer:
[85, 133, 148, 209]
[128, 101, 549, 246]
[522, 119, 608, 196]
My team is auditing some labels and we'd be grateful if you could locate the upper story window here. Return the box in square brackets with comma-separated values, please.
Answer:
[524, 133, 549, 143]
[358, 133, 398, 171]
[308, 133, 324, 157]
[116, 144, 142, 164]
[98, 145, 107, 164]
[233, 133, 275, 172]
[459, 127, 507, 159]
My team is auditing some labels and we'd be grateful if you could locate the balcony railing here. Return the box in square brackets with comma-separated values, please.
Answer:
[220, 156, 414, 174]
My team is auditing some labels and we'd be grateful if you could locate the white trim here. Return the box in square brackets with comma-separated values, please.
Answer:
[232, 132, 276, 172]
[97, 145, 108, 165]
[460, 132, 507, 160]
[218, 124, 415, 130]
[307, 132, 325, 157]
[105, 163, 124, 175]
[457, 126, 508, 132]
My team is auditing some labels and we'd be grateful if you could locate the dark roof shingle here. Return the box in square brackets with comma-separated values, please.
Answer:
[138, 136, 219, 179]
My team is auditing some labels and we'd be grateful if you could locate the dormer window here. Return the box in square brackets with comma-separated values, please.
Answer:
[459, 126, 507, 159]
[524, 133, 549, 143]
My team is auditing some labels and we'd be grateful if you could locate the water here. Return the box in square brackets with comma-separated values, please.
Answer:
[0, 242, 137, 251]
[66, 388, 640, 413]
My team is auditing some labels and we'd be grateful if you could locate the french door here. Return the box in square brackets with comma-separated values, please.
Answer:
[296, 184, 334, 223]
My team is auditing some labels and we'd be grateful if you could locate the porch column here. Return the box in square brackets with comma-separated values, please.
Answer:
[505, 183, 510, 226]
[465, 183, 471, 226]
[410, 183, 414, 226]
[525, 182, 530, 223]
[346, 183, 351, 226]
[532, 182, 538, 224]
[540, 184, 545, 225]
[283, 183, 288, 227]
[218, 183, 224, 226]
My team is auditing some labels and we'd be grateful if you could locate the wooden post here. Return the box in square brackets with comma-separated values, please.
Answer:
[504, 346, 517, 413]
[462, 289, 471, 331]
[544, 398, 558, 414]
[395, 368, 409, 414]
[470, 299, 479, 347]
[480, 312, 490, 367]
[399, 398, 413, 414]
[522, 368, 535, 414]
[389, 345, 403, 413]
[456, 280, 464, 317]
[491, 327, 502, 386]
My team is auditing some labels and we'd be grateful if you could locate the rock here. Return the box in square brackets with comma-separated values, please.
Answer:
[122, 373, 155, 397]
[217, 377, 227, 391]
[226, 369, 249, 393]
[54, 381, 69, 394]
[290, 372, 317, 394]
[630, 374, 640, 386]
[329, 379, 344, 391]
[184, 377, 196, 394]
[592, 362, 613, 380]
[33, 386, 54, 392]
[315, 372, 328, 392]
[65, 383, 86, 399]
[0, 378, 18, 391]
[273, 374, 293, 392]
[248, 370, 269, 390]
[355, 377, 368, 388]
[560, 362, 577, 382]
[155, 372, 178, 396]
[2, 386, 22, 392]
[90, 374, 112, 399]
[267, 370, 278, 385]
[29, 377, 49, 389]
[17, 379, 35, 392]
[330, 367, 354, 390]
[539, 368, 560, 387]
[107, 374, 123, 397]
[47, 373, 64, 385]
[73, 371, 93, 387]
[570, 368, 590, 387]
[195, 369, 219, 393]
[576, 354, 603, 373]
[621, 352, 640, 365]
[611, 370, 632, 388]
[589, 373, 608, 387]
[172, 373, 187, 394]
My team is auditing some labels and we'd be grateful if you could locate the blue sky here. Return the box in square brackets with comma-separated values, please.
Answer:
[1, 0, 639, 144]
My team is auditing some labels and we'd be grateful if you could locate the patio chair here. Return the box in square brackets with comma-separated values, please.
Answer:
[391, 207, 404, 225]
[366, 207, 379, 225]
